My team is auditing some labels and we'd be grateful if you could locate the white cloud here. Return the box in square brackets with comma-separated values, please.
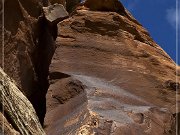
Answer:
[166, 7, 180, 29]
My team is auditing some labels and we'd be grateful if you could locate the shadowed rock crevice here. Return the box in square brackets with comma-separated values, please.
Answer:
[49, 72, 71, 80]
[3, 0, 47, 127]
[3, 0, 66, 126]
[4, 0, 24, 35]
[30, 3, 68, 125]
[0, 111, 20, 135]
[30, 16, 56, 125]
[66, 0, 81, 12]
[0, 106, 19, 132]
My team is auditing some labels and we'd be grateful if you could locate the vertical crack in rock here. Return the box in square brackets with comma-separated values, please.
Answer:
[31, 3, 68, 125]
[3, 0, 68, 127]
[31, 16, 56, 125]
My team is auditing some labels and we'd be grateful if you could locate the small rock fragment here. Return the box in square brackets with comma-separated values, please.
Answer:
[43, 4, 69, 25]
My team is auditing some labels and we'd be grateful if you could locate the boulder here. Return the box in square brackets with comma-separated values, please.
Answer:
[43, 4, 69, 25]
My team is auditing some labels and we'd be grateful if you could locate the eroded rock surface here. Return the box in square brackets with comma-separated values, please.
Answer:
[3, 0, 46, 125]
[44, 0, 179, 134]
[0, 68, 45, 135]
[0, 112, 20, 135]
[45, 74, 87, 134]
[2, 0, 58, 125]
[43, 4, 69, 25]
[1, 0, 179, 134]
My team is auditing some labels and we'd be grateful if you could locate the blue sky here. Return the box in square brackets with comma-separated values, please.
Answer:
[121, 0, 179, 64]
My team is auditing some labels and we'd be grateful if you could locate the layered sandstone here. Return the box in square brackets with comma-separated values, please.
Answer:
[0, 68, 45, 135]
[44, 0, 179, 134]
[0, 0, 179, 135]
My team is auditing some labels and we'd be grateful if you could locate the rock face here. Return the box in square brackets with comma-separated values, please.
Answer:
[1, 0, 179, 134]
[3, 0, 43, 124]
[44, 74, 87, 134]
[0, 112, 20, 135]
[44, 0, 179, 134]
[0, 68, 45, 135]
[2, 0, 57, 125]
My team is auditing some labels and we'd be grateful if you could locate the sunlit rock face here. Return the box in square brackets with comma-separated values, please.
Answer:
[1, 0, 179, 134]
[0, 68, 45, 135]
[44, 0, 179, 134]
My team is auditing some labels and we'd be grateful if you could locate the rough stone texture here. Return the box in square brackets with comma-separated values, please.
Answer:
[44, 74, 87, 134]
[1, 0, 179, 134]
[3, 0, 46, 125]
[0, 68, 45, 135]
[2, 0, 57, 125]
[3, 0, 40, 101]
[0, 112, 20, 135]
[43, 4, 69, 25]
[44, 1, 179, 134]
[49, 0, 81, 12]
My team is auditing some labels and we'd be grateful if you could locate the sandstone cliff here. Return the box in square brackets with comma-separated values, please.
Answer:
[44, 0, 179, 134]
[1, 0, 179, 135]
